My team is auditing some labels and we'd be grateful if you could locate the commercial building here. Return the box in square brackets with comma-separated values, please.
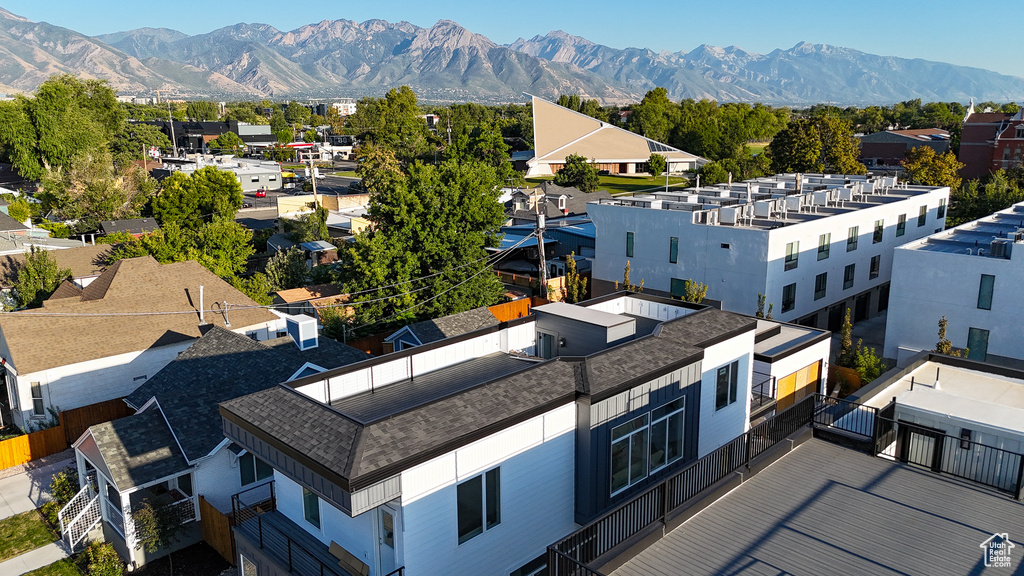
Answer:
[884, 201, 1024, 366]
[587, 173, 950, 330]
[153, 155, 283, 193]
[857, 128, 950, 168]
[957, 103, 1024, 180]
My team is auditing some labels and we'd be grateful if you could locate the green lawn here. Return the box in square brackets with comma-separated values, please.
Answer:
[526, 174, 692, 196]
[0, 510, 58, 562]
[23, 558, 83, 576]
[747, 142, 769, 155]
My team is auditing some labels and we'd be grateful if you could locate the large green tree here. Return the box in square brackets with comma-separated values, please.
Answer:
[151, 166, 244, 227]
[901, 146, 964, 189]
[630, 87, 675, 143]
[265, 247, 308, 291]
[110, 122, 172, 167]
[108, 220, 254, 280]
[40, 150, 156, 232]
[554, 154, 600, 192]
[342, 147, 504, 330]
[185, 101, 219, 121]
[346, 87, 433, 162]
[767, 116, 866, 175]
[12, 247, 72, 309]
[208, 132, 245, 156]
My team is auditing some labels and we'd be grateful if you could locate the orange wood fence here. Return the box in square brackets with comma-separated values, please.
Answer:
[199, 495, 236, 565]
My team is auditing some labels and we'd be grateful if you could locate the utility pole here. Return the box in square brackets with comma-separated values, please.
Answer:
[167, 101, 177, 158]
[536, 213, 548, 300]
[307, 156, 319, 209]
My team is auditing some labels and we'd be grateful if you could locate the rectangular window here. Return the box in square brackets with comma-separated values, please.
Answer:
[669, 237, 678, 264]
[959, 429, 973, 450]
[625, 231, 634, 257]
[873, 219, 884, 243]
[302, 488, 321, 530]
[610, 415, 649, 494]
[239, 453, 274, 486]
[847, 226, 858, 252]
[784, 241, 799, 271]
[896, 214, 906, 237]
[967, 328, 990, 361]
[670, 278, 686, 299]
[650, 399, 685, 472]
[30, 382, 43, 416]
[715, 361, 739, 410]
[457, 468, 501, 544]
[869, 255, 880, 279]
[843, 264, 855, 290]
[250, 176, 260, 183]
[917, 205, 927, 226]
[269, 175, 277, 181]
[782, 283, 796, 313]
[817, 233, 830, 260]
[938, 198, 947, 218]
[977, 274, 995, 310]
[814, 272, 827, 301]
[6, 374, 18, 410]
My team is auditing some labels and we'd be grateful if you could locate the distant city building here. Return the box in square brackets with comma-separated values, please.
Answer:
[525, 96, 705, 177]
[144, 120, 276, 154]
[587, 174, 950, 330]
[857, 128, 950, 168]
[152, 155, 283, 192]
[958, 103, 1024, 179]
[884, 200, 1024, 367]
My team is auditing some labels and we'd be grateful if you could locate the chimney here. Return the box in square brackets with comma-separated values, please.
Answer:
[286, 314, 319, 350]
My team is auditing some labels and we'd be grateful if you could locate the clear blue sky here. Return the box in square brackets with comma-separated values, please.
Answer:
[5, 0, 1024, 78]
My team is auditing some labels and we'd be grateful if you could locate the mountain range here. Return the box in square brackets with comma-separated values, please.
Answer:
[1, 7, 1023, 105]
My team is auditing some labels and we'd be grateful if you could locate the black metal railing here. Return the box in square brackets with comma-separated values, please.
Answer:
[231, 481, 348, 576]
[548, 394, 817, 575]
[382, 568, 405, 576]
[813, 395, 877, 438]
[750, 371, 776, 411]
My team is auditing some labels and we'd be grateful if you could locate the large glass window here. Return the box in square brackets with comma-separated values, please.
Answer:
[817, 233, 830, 260]
[977, 274, 995, 310]
[938, 198, 947, 218]
[847, 226, 859, 252]
[784, 241, 799, 270]
[610, 414, 649, 494]
[896, 214, 906, 237]
[715, 361, 739, 410]
[918, 205, 927, 226]
[302, 488, 320, 530]
[869, 255, 880, 279]
[873, 219, 884, 243]
[239, 453, 274, 486]
[670, 278, 686, 299]
[782, 283, 796, 312]
[814, 273, 827, 301]
[457, 468, 501, 544]
[967, 328, 990, 361]
[626, 231, 634, 257]
[843, 264, 855, 290]
[669, 237, 679, 264]
[650, 399, 685, 472]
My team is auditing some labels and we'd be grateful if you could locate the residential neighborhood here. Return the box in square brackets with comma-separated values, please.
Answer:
[0, 7, 1020, 576]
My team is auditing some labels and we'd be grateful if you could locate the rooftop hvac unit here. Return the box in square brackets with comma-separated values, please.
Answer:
[753, 200, 773, 218]
[990, 239, 1010, 259]
[720, 206, 738, 225]
[785, 196, 803, 212]
[839, 188, 854, 202]
[862, 181, 875, 195]
[813, 191, 829, 206]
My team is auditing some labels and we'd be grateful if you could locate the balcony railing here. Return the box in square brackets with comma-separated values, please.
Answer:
[750, 371, 776, 413]
[548, 393, 1024, 575]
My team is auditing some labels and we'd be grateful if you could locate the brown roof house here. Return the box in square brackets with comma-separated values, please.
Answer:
[525, 95, 705, 177]
[0, 243, 112, 290]
[0, 256, 283, 429]
[272, 283, 351, 320]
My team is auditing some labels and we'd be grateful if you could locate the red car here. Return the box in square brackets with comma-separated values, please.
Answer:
[254, 188, 267, 198]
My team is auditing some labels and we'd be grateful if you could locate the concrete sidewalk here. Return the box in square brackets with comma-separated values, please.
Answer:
[0, 541, 71, 575]
[0, 452, 74, 521]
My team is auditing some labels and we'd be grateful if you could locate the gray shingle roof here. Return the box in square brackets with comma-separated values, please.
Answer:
[403, 306, 500, 344]
[125, 326, 369, 461]
[89, 408, 188, 491]
[0, 212, 27, 231]
[222, 306, 757, 491]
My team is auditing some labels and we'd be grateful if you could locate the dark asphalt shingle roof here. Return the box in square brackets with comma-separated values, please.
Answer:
[400, 307, 500, 344]
[0, 211, 27, 231]
[223, 305, 757, 490]
[125, 326, 369, 461]
[89, 408, 188, 490]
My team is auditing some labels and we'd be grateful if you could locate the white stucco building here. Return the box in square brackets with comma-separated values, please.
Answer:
[884, 201, 1024, 367]
[587, 174, 950, 331]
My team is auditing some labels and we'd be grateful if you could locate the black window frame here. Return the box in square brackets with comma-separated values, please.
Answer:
[784, 241, 799, 271]
[814, 272, 827, 301]
[959, 428, 973, 450]
[843, 264, 855, 290]
[626, 231, 634, 257]
[30, 381, 43, 416]
[917, 205, 927, 227]
[782, 283, 796, 312]
[457, 467, 502, 544]
[715, 361, 739, 411]
[817, 233, 830, 261]
[239, 453, 274, 487]
[938, 198, 947, 218]
[847, 226, 859, 252]
[977, 274, 995, 310]
[302, 487, 321, 530]
[669, 236, 679, 264]
[873, 219, 884, 243]
[869, 255, 880, 279]
[896, 214, 906, 237]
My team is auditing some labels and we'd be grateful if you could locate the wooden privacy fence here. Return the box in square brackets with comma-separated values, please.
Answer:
[0, 397, 133, 470]
[199, 495, 236, 565]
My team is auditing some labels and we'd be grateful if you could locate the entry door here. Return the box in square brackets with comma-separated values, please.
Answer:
[376, 506, 397, 576]
[896, 423, 944, 472]
[827, 305, 845, 332]
[538, 332, 556, 359]
[854, 294, 870, 322]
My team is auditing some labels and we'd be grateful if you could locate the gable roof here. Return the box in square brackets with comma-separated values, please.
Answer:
[529, 96, 704, 165]
[84, 407, 188, 491]
[48, 280, 83, 300]
[125, 326, 369, 462]
[99, 219, 161, 235]
[388, 307, 500, 346]
[0, 244, 112, 289]
[273, 283, 344, 304]
[0, 212, 27, 231]
[0, 256, 278, 374]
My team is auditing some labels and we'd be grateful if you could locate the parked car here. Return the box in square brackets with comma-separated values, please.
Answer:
[255, 189, 267, 198]
[242, 202, 253, 208]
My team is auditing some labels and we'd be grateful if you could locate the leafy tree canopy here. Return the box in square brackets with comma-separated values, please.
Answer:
[554, 154, 600, 192]
[346, 87, 433, 163]
[151, 166, 244, 227]
[766, 116, 866, 175]
[209, 132, 245, 156]
[901, 146, 964, 189]
[39, 150, 156, 232]
[13, 247, 72, 309]
[185, 100, 219, 121]
[647, 153, 666, 177]
[108, 220, 254, 280]
[265, 247, 308, 291]
[110, 122, 172, 167]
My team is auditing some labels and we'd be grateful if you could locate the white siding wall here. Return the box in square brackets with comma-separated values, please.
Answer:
[585, 295, 694, 321]
[400, 403, 577, 576]
[193, 446, 268, 514]
[884, 243, 1024, 363]
[275, 473, 380, 570]
[589, 186, 950, 322]
[698, 331, 755, 456]
[755, 337, 831, 394]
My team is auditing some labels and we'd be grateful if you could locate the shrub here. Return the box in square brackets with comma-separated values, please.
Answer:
[49, 467, 79, 507]
[41, 500, 62, 528]
[83, 541, 123, 576]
